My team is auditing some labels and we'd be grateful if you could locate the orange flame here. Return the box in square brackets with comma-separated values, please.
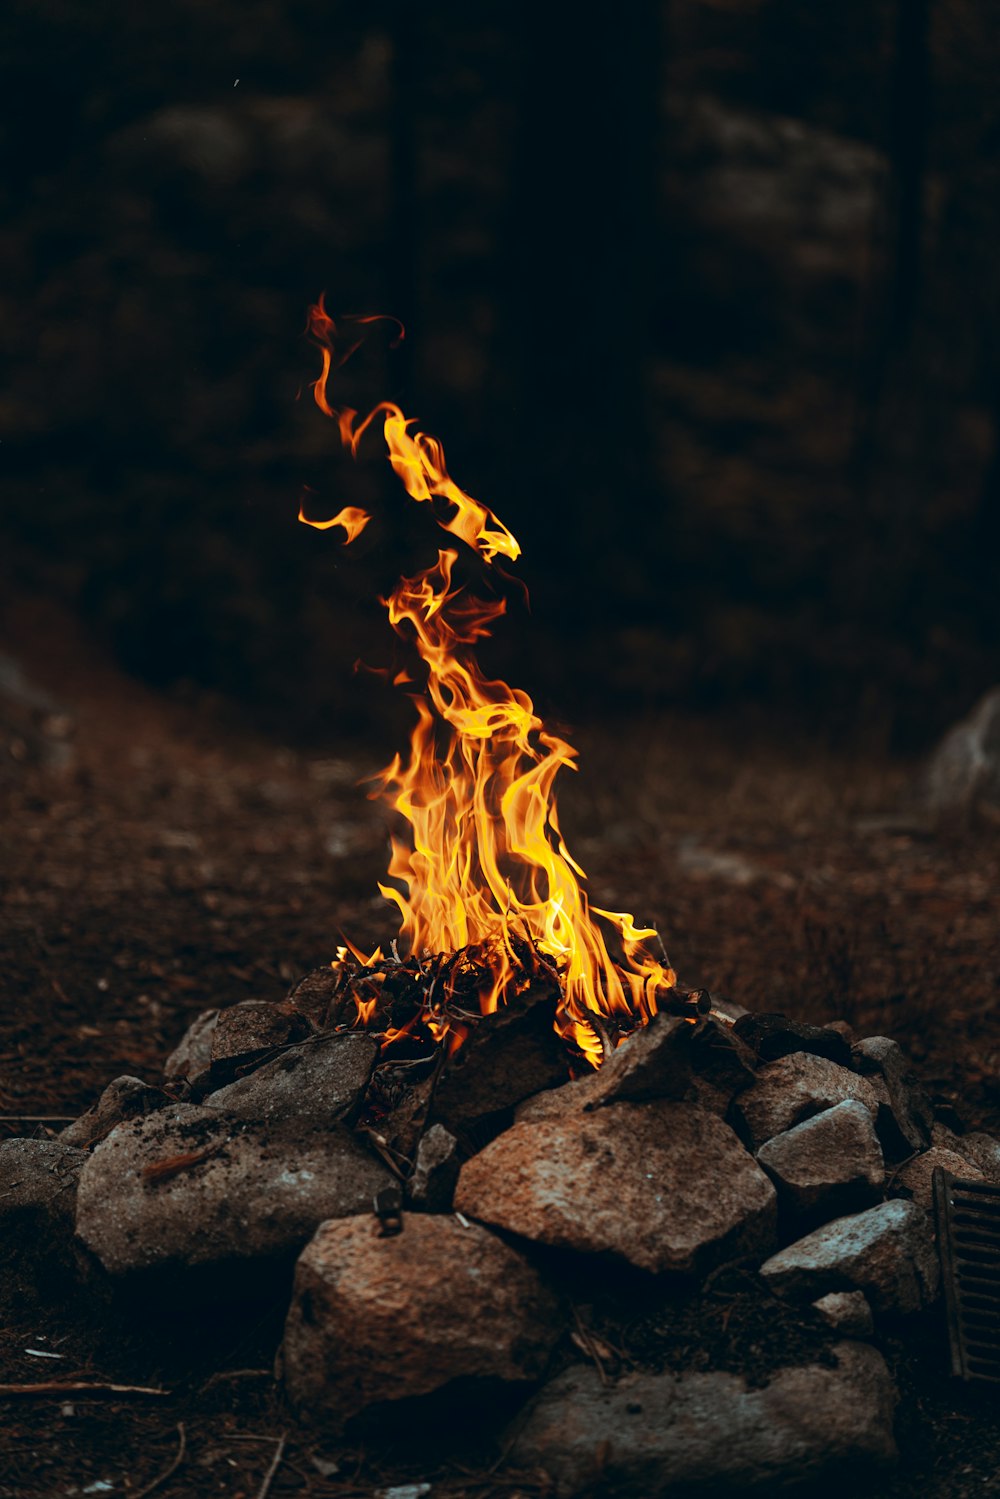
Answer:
[302, 298, 676, 1065]
[298, 500, 371, 545]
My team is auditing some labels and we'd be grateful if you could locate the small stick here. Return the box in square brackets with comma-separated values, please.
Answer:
[0, 1115, 77, 1123]
[256, 1433, 288, 1499]
[0, 1381, 169, 1398]
[134, 1422, 187, 1499]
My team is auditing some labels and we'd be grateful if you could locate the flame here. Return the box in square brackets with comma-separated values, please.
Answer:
[298, 500, 371, 545]
[302, 298, 676, 1065]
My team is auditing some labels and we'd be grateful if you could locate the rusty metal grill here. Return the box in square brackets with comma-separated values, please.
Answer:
[934, 1169, 1000, 1383]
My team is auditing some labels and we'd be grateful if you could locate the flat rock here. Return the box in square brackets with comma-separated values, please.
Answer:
[508, 1342, 897, 1496]
[455, 1101, 777, 1276]
[0, 1138, 86, 1234]
[60, 1075, 167, 1148]
[407, 1124, 461, 1212]
[851, 1036, 933, 1159]
[75, 1104, 393, 1280]
[282, 1212, 562, 1428]
[733, 1012, 852, 1067]
[813, 1291, 874, 1337]
[732, 1053, 881, 1150]
[897, 1147, 984, 1209]
[757, 1100, 884, 1224]
[203, 1032, 377, 1128]
[760, 1200, 939, 1316]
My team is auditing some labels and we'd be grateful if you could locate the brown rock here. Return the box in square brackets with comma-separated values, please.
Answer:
[951, 1131, 1000, 1184]
[812, 1291, 874, 1337]
[209, 1001, 310, 1085]
[732, 1053, 881, 1150]
[756, 1100, 884, 1223]
[75, 1104, 393, 1281]
[508, 1343, 897, 1496]
[851, 1036, 934, 1160]
[407, 1123, 461, 1212]
[733, 1012, 852, 1067]
[282, 1213, 562, 1427]
[515, 1015, 703, 1124]
[163, 1008, 219, 1086]
[60, 1076, 167, 1148]
[455, 1101, 777, 1276]
[430, 984, 568, 1134]
[896, 1147, 984, 1209]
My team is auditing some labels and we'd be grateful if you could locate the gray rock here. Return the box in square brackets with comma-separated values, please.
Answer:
[408, 1124, 460, 1212]
[732, 1053, 881, 1150]
[75, 1104, 393, 1280]
[920, 686, 1000, 813]
[282, 1213, 562, 1428]
[812, 1291, 874, 1337]
[164, 1008, 219, 1086]
[686, 1017, 758, 1112]
[455, 1101, 777, 1276]
[430, 985, 568, 1133]
[203, 1032, 377, 1128]
[851, 1036, 933, 1159]
[509, 1342, 897, 1496]
[0, 1138, 86, 1234]
[951, 1131, 1000, 1185]
[514, 1015, 695, 1124]
[756, 1100, 884, 1223]
[760, 1200, 939, 1316]
[60, 1076, 166, 1148]
[896, 1147, 984, 1209]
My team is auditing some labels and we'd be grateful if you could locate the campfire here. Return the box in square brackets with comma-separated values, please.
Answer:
[297, 298, 687, 1070]
[4, 304, 999, 1498]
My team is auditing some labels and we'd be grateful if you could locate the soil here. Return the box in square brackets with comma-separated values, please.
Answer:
[3, 590, 1000, 1497]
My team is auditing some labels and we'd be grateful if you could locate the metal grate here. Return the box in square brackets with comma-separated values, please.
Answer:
[934, 1168, 1000, 1383]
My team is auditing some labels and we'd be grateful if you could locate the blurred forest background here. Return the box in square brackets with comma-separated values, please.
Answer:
[2, 0, 998, 749]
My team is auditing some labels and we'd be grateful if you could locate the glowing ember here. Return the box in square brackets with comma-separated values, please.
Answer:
[301, 298, 678, 1067]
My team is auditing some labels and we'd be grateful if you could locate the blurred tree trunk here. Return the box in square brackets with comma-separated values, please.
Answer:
[500, 2, 663, 601]
[386, 0, 420, 405]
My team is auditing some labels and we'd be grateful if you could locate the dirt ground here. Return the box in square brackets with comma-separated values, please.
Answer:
[3, 593, 1000, 1497]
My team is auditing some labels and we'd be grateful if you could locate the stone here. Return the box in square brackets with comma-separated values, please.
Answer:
[163, 1007, 219, 1086]
[203, 1032, 377, 1128]
[508, 1342, 897, 1496]
[208, 1001, 311, 1086]
[920, 686, 1000, 814]
[407, 1124, 461, 1212]
[284, 965, 345, 1028]
[731, 1053, 881, 1150]
[951, 1131, 1000, 1185]
[812, 1291, 874, 1337]
[75, 1104, 393, 1281]
[756, 1100, 884, 1224]
[60, 1076, 167, 1148]
[733, 1012, 852, 1067]
[686, 1016, 757, 1114]
[851, 1036, 933, 1159]
[897, 1147, 984, 1209]
[430, 984, 568, 1134]
[760, 1200, 939, 1316]
[0, 1138, 86, 1236]
[282, 1213, 562, 1428]
[515, 1015, 708, 1125]
[455, 1101, 777, 1276]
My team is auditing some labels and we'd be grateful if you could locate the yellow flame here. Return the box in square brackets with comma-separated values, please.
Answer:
[301, 297, 677, 1063]
[298, 500, 371, 544]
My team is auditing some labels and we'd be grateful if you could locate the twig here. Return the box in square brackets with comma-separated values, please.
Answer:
[134, 1422, 187, 1499]
[198, 1367, 271, 1394]
[256, 1433, 288, 1499]
[0, 1115, 77, 1123]
[0, 1381, 169, 1398]
[570, 1305, 611, 1388]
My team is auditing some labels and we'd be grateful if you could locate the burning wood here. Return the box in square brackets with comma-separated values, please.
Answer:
[298, 301, 681, 1067]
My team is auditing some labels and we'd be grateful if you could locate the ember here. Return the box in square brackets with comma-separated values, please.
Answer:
[301, 300, 679, 1066]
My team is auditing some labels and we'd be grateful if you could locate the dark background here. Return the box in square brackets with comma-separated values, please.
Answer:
[2, 0, 999, 748]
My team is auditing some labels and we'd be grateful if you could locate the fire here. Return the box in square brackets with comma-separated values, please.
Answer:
[302, 298, 677, 1066]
